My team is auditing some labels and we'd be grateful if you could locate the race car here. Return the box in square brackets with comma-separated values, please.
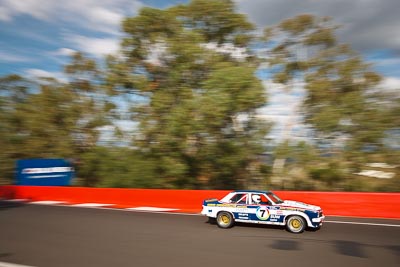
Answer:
[201, 190, 324, 233]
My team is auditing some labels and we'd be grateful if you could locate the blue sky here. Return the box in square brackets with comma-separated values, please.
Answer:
[1, 0, 399, 141]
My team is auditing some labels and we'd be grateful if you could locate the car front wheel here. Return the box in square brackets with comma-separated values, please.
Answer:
[286, 215, 306, 233]
[216, 211, 234, 229]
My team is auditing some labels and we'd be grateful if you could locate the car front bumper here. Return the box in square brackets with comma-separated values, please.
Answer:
[310, 215, 325, 227]
[312, 215, 325, 223]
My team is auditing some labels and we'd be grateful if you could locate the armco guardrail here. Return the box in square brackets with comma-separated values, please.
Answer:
[0, 185, 399, 219]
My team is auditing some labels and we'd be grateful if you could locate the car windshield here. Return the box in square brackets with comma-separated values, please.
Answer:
[266, 192, 284, 204]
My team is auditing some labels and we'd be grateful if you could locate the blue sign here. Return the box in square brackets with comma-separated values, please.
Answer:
[16, 159, 74, 186]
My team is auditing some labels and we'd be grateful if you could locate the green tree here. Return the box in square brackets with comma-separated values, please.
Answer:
[107, 0, 269, 189]
[77, 147, 161, 188]
[0, 53, 116, 184]
[0, 75, 33, 182]
[64, 52, 117, 151]
[266, 14, 396, 159]
[0, 76, 77, 182]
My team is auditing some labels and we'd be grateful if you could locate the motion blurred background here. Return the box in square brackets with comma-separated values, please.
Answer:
[0, 0, 399, 191]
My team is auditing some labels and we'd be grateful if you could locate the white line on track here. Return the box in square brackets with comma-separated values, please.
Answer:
[6, 199, 400, 227]
[71, 203, 114, 208]
[0, 262, 36, 267]
[30, 201, 65, 205]
[324, 220, 400, 227]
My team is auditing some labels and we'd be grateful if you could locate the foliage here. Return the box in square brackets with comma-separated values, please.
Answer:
[76, 147, 160, 188]
[0, 54, 113, 184]
[105, 0, 269, 189]
[0, 2, 398, 191]
[265, 15, 398, 153]
[263, 14, 399, 191]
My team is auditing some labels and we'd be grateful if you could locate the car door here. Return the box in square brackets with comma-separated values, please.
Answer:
[248, 193, 271, 222]
[262, 193, 285, 223]
[233, 193, 251, 220]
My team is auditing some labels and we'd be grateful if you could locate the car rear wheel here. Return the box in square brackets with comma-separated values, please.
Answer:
[286, 215, 306, 233]
[216, 211, 234, 228]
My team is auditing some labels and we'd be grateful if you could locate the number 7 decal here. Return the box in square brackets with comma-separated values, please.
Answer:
[256, 207, 270, 220]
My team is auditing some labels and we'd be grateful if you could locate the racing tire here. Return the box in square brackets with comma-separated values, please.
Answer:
[286, 215, 306, 233]
[216, 211, 234, 229]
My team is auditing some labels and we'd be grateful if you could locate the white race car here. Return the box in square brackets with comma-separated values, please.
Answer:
[201, 190, 325, 233]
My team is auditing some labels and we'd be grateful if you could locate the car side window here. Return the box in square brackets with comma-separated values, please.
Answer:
[251, 194, 271, 205]
[229, 194, 247, 204]
[260, 195, 271, 205]
[237, 195, 247, 204]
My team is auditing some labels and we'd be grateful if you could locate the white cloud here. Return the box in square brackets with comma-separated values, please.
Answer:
[65, 34, 119, 57]
[87, 7, 123, 28]
[0, 0, 143, 34]
[115, 120, 137, 132]
[257, 79, 308, 141]
[0, 0, 56, 21]
[51, 48, 77, 57]
[235, 0, 400, 54]
[203, 42, 248, 60]
[24, 68, 67, 82]
[0, 6, 12, 21]
[381, 77, 400, 91]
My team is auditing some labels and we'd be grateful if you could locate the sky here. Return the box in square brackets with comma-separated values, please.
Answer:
[1, 0, 399, 141]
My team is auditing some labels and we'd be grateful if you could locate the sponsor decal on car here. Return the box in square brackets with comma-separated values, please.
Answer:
[269, 214, 281, 222]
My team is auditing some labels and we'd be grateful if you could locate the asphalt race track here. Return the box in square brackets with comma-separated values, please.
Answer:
[1, 203, 399, 267]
